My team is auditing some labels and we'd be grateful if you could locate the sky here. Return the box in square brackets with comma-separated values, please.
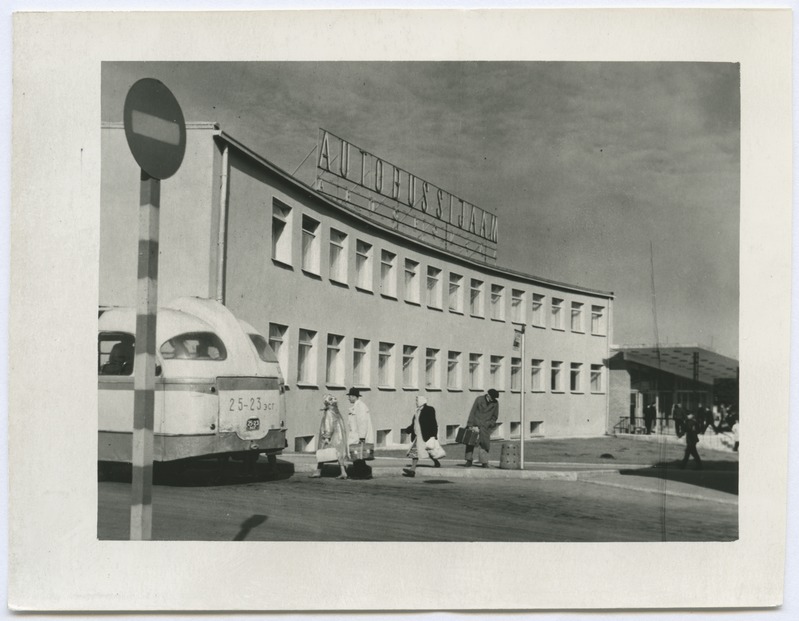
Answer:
[102, 61, 740, 358]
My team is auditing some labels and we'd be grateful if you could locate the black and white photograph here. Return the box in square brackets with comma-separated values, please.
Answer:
[7, 7, 793, 613]
[97, 60, 741, 543]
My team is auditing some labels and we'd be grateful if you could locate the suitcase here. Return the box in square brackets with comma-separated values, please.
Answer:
[348, 443, 375, 461]
[456, 426, 480, 445]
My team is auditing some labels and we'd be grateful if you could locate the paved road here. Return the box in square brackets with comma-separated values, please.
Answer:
[98, 458, 737, 542]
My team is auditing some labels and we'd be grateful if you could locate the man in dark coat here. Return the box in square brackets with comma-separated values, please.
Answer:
[464, 388, 499, 468]
[402, 395, 441, 477]
[677, 412, 703, 470]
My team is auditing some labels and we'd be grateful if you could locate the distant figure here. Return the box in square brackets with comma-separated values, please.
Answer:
[677, 412, 703, 470]
[643, 403, 657, 435]
[463, 388, 500, 468]
[672, 404, 685, 437]
[402, 395, 441, 477]
[731, 415, 739, 452]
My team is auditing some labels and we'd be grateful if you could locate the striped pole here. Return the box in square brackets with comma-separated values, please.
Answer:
[131, 171, 160, 540]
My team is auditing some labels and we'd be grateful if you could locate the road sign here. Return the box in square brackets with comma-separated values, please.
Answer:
[123, 78, 186, 180]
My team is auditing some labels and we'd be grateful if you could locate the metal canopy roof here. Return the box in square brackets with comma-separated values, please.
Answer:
[613, 345, 738, 385]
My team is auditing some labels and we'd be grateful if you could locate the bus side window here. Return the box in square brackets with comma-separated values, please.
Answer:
[99, 334, 135, 375]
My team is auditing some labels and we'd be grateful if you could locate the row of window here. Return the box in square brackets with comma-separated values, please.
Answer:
[269, 323, 606, 394]
[273, 199, 608, 334]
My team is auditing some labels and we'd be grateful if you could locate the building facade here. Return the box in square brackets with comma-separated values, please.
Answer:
[608, 345, 739, 435]
[101, 122, 615, 450]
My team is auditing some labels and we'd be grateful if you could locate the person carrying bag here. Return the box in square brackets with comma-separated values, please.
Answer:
[402, 395, 444, 477]
[310, 394, 350, 480]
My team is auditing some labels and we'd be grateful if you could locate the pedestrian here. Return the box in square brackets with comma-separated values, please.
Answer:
[672, 403, 685, 437]
[309, 394, 349, 480]
[731, 414, 739, 452]
[347, 387, 374, 478]
[643, 402, 656, 435]
[463, 388, 500, 468]
[677, 412, 703, 470]
[402, 395, 442, 477]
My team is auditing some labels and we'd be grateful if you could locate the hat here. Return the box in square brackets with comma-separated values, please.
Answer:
[487, 388, 499, 400]
[346, 387, 361, 398]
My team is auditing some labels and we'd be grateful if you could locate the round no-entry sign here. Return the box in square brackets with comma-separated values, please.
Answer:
[123, 78, 186, 180]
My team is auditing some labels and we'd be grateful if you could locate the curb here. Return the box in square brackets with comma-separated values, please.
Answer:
[578, 476, 738, 506]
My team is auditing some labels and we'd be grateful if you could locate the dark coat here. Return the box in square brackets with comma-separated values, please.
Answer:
[404, 404, 438, 441]
[467, 395, 499, 451]
[678, 417, 701, 446]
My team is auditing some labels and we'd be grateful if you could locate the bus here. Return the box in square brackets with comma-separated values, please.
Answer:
[98, 296, 287, 466]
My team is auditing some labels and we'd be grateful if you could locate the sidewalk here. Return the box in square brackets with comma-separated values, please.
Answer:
[277, 450, 738, 506]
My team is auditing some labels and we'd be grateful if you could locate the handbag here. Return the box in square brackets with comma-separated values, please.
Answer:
[424, 437, 446, 460]
[315, 447, 339, 463]
[348, 443, 375, 461]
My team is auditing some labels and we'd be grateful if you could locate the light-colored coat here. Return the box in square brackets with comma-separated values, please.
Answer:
[348, 398, 375, 443]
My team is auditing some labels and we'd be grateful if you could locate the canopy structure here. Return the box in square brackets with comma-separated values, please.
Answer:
[613, 344, 738, 386]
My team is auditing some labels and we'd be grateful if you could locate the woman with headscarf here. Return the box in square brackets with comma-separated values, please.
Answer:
[309, 394, 349, 479]
[402, 394, 442, 477]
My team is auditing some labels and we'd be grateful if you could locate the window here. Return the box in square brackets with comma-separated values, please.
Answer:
[425, 348, 440, 389]
[448, 273, 464, 313]
[447, 351, 462, 390]
[511, 289, 524, 323]
[404, 259, 420, 303]
[297, 329, 317, 384]
[402, 345, 418, 388]
[590, 364, 604, 392]
[380, 250, 397, 297]
[328, 228, 348, 283]
[98, 332, 135, 376]
[378, 342, 395, 387]
[490, 355, 504, 389]
[301, 215, 320, 274]
[551, 298, 564, 330]
[353, 338, 370, 386]
[550, 360, 563, 392]
[469, 353, 483, 390]
[530, 359, 544, 392]
[160, 332, 227, 360]
[248, 334, 279, 363]
[355, 240, 373, 290]
[591, 305, 606, 335]
[470, 279, 484, 316]
[571, 302, 584, 332]
[325, 334, 344, 385]
[532, 293, 545, 327]
[511, 357, 521, 391]
[570, 362, 583, 392]
[272, 200, 292, 265]
[268, 323, 288, 374]
[426, 266, 442, 308]
[490, 285, 505, 321]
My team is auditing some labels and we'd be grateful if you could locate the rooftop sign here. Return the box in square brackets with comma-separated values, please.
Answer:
[315, 129, 498, 263]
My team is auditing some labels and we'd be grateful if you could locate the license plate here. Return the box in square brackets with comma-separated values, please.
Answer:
[225, 393, 278, 414]
[246, 418, 260, 431]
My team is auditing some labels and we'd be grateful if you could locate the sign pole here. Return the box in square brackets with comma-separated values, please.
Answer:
[520, 326, 525, 470]
[123, 78, 186, 541]
[130, 171, 160, 540]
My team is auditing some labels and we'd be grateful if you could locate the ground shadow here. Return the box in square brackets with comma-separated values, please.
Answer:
[233, 514, 268, 541]
[98, 458, 296, 487]
[619, 460, 738, 495]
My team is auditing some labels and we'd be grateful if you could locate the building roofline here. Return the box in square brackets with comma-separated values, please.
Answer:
[215, 128, 614, 300]
[101, 121, 614, 299]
